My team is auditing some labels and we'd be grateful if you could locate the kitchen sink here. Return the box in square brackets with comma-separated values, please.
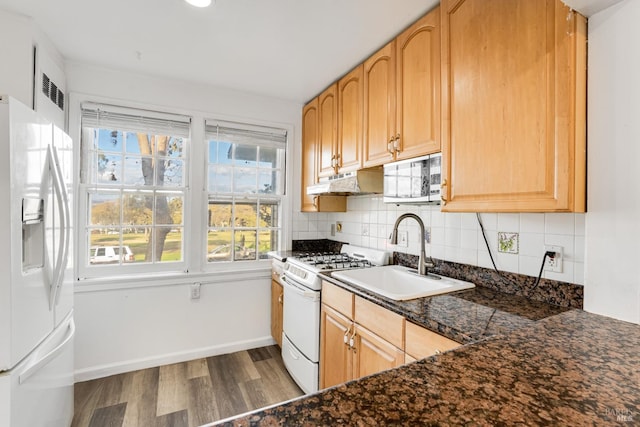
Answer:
[332, 265, 475, 301]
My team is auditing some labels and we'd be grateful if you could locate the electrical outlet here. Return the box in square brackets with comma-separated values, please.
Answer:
[190, 282, 201, 300]
[330, 223, 336, 236]
[543, 245, 563, 273]
[398, 231, 409, 247]
[361, 224, 369, 236]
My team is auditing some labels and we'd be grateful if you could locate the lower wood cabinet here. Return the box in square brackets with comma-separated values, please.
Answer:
[320, 304, 353, 388]
[354, 323, 405, 380]
[270, 277, 283, 348]
[320, 281, 462, 389]
[404, 320, 460, 362]
[320, 281, 407, 389]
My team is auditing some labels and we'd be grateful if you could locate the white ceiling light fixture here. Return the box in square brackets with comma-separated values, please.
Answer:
[184, 0, 213, 8]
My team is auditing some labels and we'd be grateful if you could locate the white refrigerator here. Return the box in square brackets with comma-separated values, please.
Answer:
[0, 96, 75, 427]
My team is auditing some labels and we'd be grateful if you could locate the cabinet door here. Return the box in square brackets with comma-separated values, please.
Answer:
[354, 296, 404, 349]
[363, 41, 397, 168]
[395, 6, 441, 160]
[301, 98, 319, 212]
[270, 279, 283, 347]
[318, 84, 338, 178]
[320, 304, 353, 389]
[405, 321, 459, 360]
[353, 324, 404, 380]
[337, 65, 364, 173]
[441, 0, 586, 212]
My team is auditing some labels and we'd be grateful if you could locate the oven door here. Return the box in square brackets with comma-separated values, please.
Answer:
[281, 275, 320, 363]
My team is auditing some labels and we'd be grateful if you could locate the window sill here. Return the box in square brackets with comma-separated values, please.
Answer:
[75, 260, 272, 293]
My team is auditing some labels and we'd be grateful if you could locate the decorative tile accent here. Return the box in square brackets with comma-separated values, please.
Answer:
[497, 232, 519, 254]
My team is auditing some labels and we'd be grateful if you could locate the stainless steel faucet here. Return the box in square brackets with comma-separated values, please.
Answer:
[390, 213, 435, 277]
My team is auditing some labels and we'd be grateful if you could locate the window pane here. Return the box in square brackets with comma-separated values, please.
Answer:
[160, 158, 183, 187]
[209, 141, 232, 165]
[168, 196, 184, 225]
[123, 156, 147, 185]
[123, 194, 153, 225]
[259, 146, 278, 168]
[208, 166, 232, 193]
[208, 202, 232, 227]
[122, 228, 148, 264]
[96, 129, 123, 152]
[207, 229, 232, 262]
[159, 227, 182, 262]
[258, 203, 278, 228]
[258, 170, 278, 194]
[155, 195, 175, 225]
[166, 137, 185, 158]
[233, 144, 257, 166]
[235, 203, 257, 227]
[233, 168, 257, 193]
[89, 193, 120, 226]
[97, 153, 122, 184]
[234, 230, 256, 261]
[258, 230, 278, 259]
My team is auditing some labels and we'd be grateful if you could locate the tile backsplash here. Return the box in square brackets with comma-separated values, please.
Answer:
[292, 195, 585, 285]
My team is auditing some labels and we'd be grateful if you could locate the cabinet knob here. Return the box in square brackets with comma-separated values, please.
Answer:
[394, 134, 401, 152]
[313, 196, 318, 207]
[278, 294, 283, 304]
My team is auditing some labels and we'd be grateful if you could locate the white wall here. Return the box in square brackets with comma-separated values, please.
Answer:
[66, 62, 302, 379]
[294, 198, 585, 285]
[0, 10, 34, 107]
[584, 0, 640, 324]
[74, 272, 273, 381]
[0, 9, 66, 115]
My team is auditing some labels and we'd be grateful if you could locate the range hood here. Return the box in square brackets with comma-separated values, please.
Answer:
[306, 168, 383, 195]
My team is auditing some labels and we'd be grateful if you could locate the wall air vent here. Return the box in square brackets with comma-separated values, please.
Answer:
[41, 72, 65, 111]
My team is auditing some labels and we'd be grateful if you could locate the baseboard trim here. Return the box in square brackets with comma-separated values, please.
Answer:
[74, 336, 277, 382]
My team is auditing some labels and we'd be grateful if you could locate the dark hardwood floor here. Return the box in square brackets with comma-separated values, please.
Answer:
[72, 345, 303, 427]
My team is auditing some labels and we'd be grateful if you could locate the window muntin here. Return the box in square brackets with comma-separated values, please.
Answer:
[206, 121, 285, 262]
[81, 104, 189, 269]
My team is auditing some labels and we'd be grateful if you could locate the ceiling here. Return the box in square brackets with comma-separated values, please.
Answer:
[0, 0, 439, 104]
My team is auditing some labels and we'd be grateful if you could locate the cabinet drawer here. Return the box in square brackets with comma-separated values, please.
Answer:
[354, 296, 404, 349]
[322, 281, 354, 318]
[405, 321, 459, 360]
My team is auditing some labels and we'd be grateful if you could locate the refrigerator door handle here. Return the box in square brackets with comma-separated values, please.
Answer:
[47, 145, 69, 309]
[18, 317, 75, 384]
[51, 145, 71, 307]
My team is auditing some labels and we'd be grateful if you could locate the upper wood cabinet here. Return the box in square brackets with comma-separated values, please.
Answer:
[363, 7, 441, 168]
[440, 0, 587, 212]
[318, 84, 339, 178]
[301, 97, 347, 212]
[301, 98, 320, 212]
[395, 6, 441, 161]
[337, 65, 364, 173]
[363, 41, 396, 167]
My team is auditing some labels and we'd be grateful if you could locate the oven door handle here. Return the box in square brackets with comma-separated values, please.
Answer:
[281, 275, 319, 300]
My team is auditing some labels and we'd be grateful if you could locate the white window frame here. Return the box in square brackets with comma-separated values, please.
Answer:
[69, 94, 294, 285]
[204, 119, 287, 265]
[76, 101, 191, 279]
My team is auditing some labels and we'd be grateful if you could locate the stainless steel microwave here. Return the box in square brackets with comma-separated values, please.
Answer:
[383, 153, 441, 204]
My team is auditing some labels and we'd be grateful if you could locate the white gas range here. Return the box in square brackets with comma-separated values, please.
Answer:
[280, 245, 389, 394]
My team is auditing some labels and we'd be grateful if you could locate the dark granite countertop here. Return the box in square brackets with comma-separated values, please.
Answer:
[212, 310, 640, 426]
[320, 271, 569, 344]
